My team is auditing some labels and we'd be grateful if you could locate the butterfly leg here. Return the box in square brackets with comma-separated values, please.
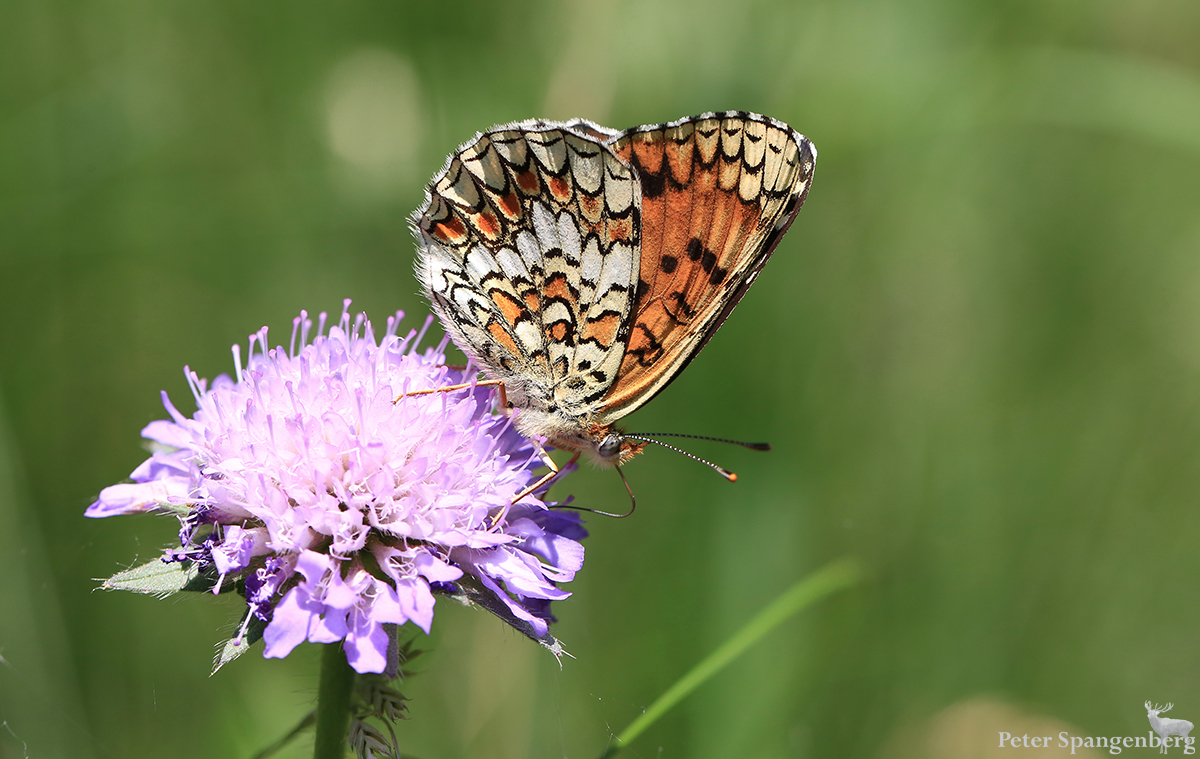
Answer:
[512, 446, 578, 503]
[392, 378, 504, 403]
[489, 446, 579, 528]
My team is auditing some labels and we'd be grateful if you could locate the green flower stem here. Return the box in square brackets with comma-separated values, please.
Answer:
[599, 557, 863, 759]
[313, 643, 356, 759]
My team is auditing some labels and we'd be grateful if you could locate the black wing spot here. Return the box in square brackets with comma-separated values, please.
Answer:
[630, 151, 667, 199]
[670, 291, 696, 320]
[686, 238, 704, 261]
[700, 250, 716, 273]
[640, 168, 666, 199]
[586, 308, 624, 323]
[709, 266, 728, 285]
[628, 324, 666, 367]
[660, 255, 678, 274]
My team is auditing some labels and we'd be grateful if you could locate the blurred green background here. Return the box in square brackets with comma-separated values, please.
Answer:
[3, 0, 1200, 757]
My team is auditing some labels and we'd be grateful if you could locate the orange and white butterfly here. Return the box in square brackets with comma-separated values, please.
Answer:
[413, 111, 815, 472]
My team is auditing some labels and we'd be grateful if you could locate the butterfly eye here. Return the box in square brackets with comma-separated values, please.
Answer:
[597, 435, 623, 460]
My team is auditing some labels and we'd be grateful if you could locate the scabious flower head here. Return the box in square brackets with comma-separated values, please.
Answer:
[89, 302, 584, 673]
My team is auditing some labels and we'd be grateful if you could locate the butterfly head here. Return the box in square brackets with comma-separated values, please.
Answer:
[587, 424, 647, 467]
[539, 420, 646, 468]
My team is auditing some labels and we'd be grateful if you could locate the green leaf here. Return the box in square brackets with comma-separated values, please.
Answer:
[211, 611, 267, 675]
[434, 575, 568, 658]
[100, 558, 201, 596]
[152, 500, 193, 517]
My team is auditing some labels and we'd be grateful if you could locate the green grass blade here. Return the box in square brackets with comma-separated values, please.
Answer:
[598, 557, 863, 759]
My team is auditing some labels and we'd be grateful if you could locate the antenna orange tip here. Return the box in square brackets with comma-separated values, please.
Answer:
[728, 473, 738, 482]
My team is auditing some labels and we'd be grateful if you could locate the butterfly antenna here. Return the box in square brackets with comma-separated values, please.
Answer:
[629, 432, 771, 451]
[549, 465, 637, 519]
[625, 435, 741, 481]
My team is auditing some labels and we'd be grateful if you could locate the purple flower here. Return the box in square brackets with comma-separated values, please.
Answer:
[89, 302, 584, 673]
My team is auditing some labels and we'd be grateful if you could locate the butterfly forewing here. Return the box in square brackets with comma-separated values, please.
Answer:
[414, 120, 642, 414]
[596, 112, 816, 423]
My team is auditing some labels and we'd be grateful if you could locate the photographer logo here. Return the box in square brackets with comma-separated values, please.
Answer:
[1146, 703, 1194, 755]
[996, 701, 1195, 754]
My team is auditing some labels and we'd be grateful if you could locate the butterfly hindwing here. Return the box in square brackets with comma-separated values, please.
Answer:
[414, 119, 641, 413]
[596, 111, 816, 423]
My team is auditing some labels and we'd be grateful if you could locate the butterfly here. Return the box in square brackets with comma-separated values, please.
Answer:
[413, 111, 815, 474]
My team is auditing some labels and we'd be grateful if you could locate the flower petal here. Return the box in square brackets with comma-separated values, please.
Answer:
[86, 479, 191, 517]
[263, 588, 320, 659]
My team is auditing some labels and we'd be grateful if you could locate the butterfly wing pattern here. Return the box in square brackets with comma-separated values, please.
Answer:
[414, 111, 815, 466]
[601, 113, 815, 422]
